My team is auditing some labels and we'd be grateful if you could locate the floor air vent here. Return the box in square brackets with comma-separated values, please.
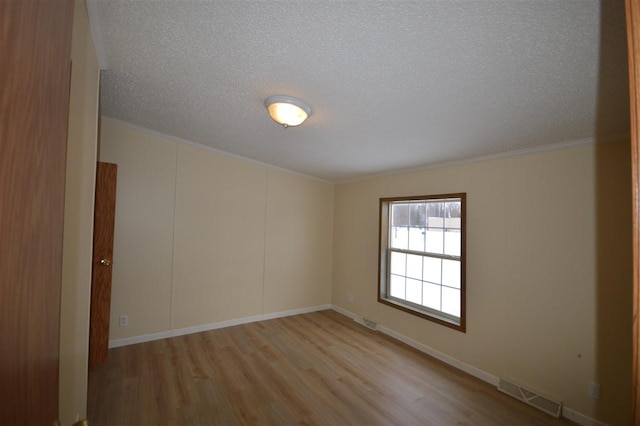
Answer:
[497, 378, 562, 418]
[353, 317, 378, 330]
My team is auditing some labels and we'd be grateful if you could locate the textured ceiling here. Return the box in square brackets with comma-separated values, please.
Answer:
[96, 0, 629, 182]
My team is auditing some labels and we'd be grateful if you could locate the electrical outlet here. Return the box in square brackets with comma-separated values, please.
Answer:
[346, 294, 354, 303]
[588, 380, 600, 399]
[119, 315, 128, 327]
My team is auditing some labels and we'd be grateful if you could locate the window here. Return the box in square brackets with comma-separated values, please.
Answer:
[378, 193, 466, 332]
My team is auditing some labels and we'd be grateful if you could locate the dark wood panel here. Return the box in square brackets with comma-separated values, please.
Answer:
[89, 162, 118, 366]
[0, 0, 74, 424]
[625, 0, 640, 422]
[88, 310, 570, 425]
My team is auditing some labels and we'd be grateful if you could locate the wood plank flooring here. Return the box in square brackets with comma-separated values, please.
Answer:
[88, 310, 573, 425]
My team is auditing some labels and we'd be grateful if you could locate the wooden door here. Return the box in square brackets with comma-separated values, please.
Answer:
[89, 162, 118, 366]
[627, 0, 640, 422]
[0, 0, 74, 424]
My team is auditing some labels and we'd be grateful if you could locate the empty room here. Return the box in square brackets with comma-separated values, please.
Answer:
[2, 0, 638, 425]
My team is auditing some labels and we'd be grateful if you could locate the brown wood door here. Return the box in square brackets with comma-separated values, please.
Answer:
[627, 0, 640, 422]
[89, 162, 118, 366]
[0, 0, 74, 424]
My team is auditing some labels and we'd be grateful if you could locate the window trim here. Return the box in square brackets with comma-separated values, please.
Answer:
[378, 193, 467, 333]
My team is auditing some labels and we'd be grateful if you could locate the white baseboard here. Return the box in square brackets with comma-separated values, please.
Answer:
[377, 324, 500, 387]
[561, 407, 607, 426]
[332, 305, 499, 386]
[330, 304, 604, 426]
[108, 304, 331, 348]
[330, 304, 361, 321]
[107, 303, 605, 426]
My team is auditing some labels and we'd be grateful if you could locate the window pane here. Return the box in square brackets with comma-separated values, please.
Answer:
[425, 229, 443, 254]
[444, 201, 461, 229]
[406, 278, 422, 304]
[427, 202, 444, 228]
[442, 287, 460, 317]
[442, 259, 460, 288]
[390, 251, 406, 276]
[408, 227, 425, 251]
[391, 204, 409, 226]
[410, 203, 426, 227]
[444, 229, 460, 256]
[391, 226, 408, 249]
[390, 274, 405, 299]
[422, 282, 441, 310]
[444, 217, 461, 229]
[422, 256, 441, 284]
[406, 254, 422, 280]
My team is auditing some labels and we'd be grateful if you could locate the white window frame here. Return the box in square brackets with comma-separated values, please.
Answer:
[378, 193, 466, 332]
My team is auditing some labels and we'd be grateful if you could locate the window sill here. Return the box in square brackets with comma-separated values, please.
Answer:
[378, 295, 465, 333]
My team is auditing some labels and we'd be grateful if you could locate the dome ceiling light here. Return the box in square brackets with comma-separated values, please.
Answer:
[264, 95, 311, 128]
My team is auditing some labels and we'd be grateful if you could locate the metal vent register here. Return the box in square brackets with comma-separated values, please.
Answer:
[497, 378, 562, 418]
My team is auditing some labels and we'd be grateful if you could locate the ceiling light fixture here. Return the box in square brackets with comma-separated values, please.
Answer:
[264, 95, 311, 128]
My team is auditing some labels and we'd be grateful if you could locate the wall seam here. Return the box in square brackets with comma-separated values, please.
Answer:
[169, 142, 179, 330]
[503, 158, 510, 380]
[261, 168, 269, 314]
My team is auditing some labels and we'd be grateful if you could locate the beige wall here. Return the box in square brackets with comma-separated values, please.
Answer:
[263, 169, 333, 313]
[100, 117, 630, 424]
[99, 123, 177, 337]
[99, 120, 334, 339]
[332, 141, 632, 425]
[59, 0, 100, 424]
[52, 5, 630, 424]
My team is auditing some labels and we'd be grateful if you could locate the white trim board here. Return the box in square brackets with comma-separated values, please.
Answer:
[335, 133, 630, 184]
[561, 407, 608, 426]
[108, 304, 331, 348]
[108, 303, 605, 426]
[99, 118, 630, 186]
[85, 0, 109, 70]
[331, 305, 606, 426]
[100, 116, 333, 185]
[330, 305, 498, 386]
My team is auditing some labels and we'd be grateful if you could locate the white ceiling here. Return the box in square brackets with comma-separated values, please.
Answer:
[95, 0, 630, 182]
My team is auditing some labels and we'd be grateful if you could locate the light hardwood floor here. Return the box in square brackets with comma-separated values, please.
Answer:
[88, 310, 573, 425]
